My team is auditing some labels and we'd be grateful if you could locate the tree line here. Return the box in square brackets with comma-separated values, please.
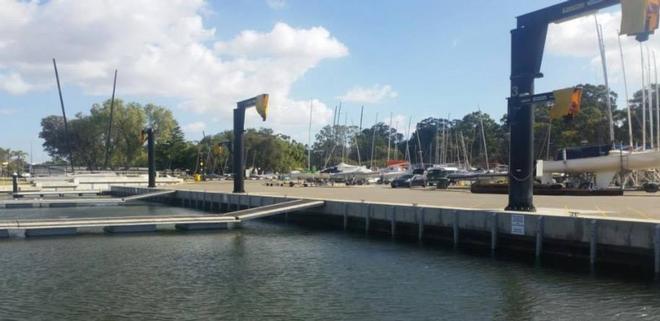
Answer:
[37, 99, 308, 174]
[25, 82, 659, 175]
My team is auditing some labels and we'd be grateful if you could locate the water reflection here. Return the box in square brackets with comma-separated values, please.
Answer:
[1, 207, 660, 320]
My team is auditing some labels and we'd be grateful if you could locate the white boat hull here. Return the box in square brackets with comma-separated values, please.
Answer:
[541, 150, 660, 188]
[543, 150, 660, 173]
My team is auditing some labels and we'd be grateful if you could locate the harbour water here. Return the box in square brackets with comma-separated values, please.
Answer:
[1, 205, 660, 320]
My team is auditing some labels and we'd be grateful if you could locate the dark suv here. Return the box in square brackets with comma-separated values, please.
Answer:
[390, 174, 426, 188]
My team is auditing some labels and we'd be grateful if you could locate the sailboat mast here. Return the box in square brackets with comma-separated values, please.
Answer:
[641, 43, 647, 150]
[359, 106, 364, 131]
[647, 46, 654, 149]
[370, 113, 378, 168]
[595, 16, 614, 143]
[460, 131, 470, 169]
[546, 123, 552, 160]
[617, 33, 633, 149]
[655, 51, 659, 151]
[478, 107, 489, 170]
[358, 105, 364, 165]
[454, 130, 461, 168]
[52, 58, 75, 174]
[394, 120, 399, 160]
[103, 69, 118, 170]
[308, 100, 313, 170]
[444, 118, 448, 164]
[327, 105, 337, 165]
[352, 119, 362, 166]
[428, 137, 432, 166]
[435, 118, 440, 164]
[343, 113, 347, 163]
[337, 103, 343, 162]
[405, 117, 412, 163]
[415, 123, 424, 165]
[439, 119, 444, 164]
[387, 112, 392, 163]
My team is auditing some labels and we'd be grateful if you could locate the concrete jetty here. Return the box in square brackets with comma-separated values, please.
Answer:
[110, 183, 660, 273]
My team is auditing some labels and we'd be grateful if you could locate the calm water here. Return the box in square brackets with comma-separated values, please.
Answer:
[1, 205, 660, 320]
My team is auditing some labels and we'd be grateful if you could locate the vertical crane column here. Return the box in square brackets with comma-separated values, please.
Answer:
[506, 0, 623, 211]
[146, 128, 156, 188]
[506, 23, 547, 211]
[233, 107, 246, 193]
[232, 94, 269, 194]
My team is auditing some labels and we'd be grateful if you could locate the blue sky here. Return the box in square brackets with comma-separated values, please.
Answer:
[0, 0, 655, 163]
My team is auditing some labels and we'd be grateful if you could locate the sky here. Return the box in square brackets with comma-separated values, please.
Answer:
[0, 0, 658, 163]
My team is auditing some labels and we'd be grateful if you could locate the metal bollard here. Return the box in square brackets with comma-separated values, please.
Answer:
[12, 173, 18, 195]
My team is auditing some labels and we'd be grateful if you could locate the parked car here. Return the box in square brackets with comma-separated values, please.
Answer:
[390, 174, 426, 188]
[426, 167, 458, 189]
[410, 174, 427, 187]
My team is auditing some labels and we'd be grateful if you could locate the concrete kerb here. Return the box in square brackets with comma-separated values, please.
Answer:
[111, 187, 660, 255]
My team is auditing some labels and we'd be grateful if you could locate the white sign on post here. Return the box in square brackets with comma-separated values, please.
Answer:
[511, 214, 525, 235]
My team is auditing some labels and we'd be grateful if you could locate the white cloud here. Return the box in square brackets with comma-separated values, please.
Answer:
[0, 72, 31, 94]
[391, 114, 408, 130]
[338, 84, 398, 104]
[266, 0, 286, 9]
[183, 121, 206, 137]
[0, 1, 348, 140]
[214, 22, 347, 62]
[546, 12, 660, 93]
[0, 108, 17, 115]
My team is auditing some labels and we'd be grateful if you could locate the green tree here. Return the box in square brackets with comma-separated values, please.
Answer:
[0, 147, 28, 176]
[353, 122, 404, 168]
[41, 99, 180, 170]
[533, 84, 619, 160]
[156, 125, 187, 170]
[311, 124, 359, 168]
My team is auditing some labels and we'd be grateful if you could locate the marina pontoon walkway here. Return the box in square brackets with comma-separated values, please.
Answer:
[12, 190, 101, 198]
[0, 198, 325, 237]
[0, 190, 177, 208]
